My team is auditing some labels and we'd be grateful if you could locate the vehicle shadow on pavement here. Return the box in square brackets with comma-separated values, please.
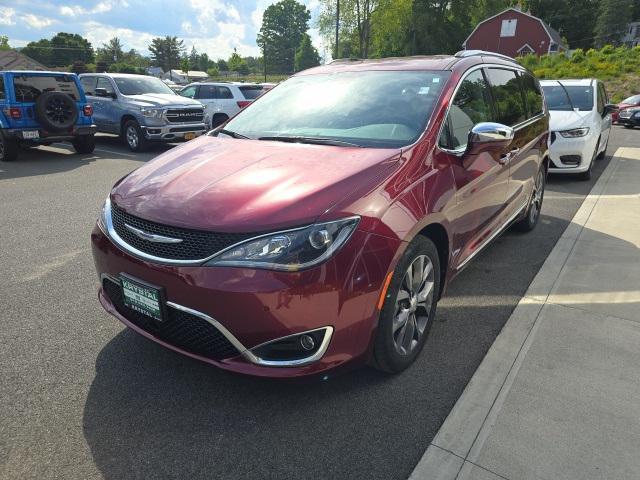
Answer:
[0, 145, 101, 180]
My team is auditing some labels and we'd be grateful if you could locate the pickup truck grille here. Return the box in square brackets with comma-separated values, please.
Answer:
[165, 108, 204, 124]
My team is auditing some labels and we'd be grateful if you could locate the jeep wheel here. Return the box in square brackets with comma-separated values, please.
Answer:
[72, 135, 96, 154]
[0, 135, 19, 162]
[123, 120, 148, 152]
[35, 91, 79, 132]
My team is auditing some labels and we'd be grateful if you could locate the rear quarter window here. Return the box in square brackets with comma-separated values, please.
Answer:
[239, 86, 263, 100]
[13, 74, 80, 102]
[518, 73, 544, 118]
[485, 68, 527, 126]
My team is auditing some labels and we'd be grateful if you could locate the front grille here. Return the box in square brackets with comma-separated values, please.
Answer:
[111, 202, 256, 261]
[103, 278, 240, 361]
[165, 108, 204, 123]
[169, 126, 206, 133]
[620, 111, 633, 119]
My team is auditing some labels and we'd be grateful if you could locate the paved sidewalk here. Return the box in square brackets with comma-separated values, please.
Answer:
[411, 147, 640, 480]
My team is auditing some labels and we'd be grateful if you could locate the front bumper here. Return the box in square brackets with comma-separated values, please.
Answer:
[141, 123, 207, 142]
[91, 224, 401, 377]
[4, 125, 97, 143]
[548, 131, 598, 174]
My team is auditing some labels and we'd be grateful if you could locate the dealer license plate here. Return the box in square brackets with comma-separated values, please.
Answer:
[22, 130, 40, 139]
[121, 275, 163, 321]
[184, 132, 196, 140]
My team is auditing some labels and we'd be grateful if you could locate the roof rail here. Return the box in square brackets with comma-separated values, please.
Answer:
[329, 58, 363, 64]
[454, 50, 517, 63]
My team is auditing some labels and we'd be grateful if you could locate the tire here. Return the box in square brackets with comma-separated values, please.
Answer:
[72, 135, 96, 154]
[35, 91, 78, 132]
[0, 134, 19, 162]
[123, 120, 148, 152]
[624, 125, 634, 129]
[372, 236, 440, 373]
[578, 142, 599, 181]
[513, 163, 545, 232]
[596, 135, 607, 160]
[211, 114, 229, 129]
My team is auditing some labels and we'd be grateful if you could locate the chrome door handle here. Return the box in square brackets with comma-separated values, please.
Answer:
[499, 148, 520, 165]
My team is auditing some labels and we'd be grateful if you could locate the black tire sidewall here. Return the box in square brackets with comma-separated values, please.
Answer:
[72, 135, 95, 154]
[373, 236, 440, 373]
[514, 163, 546, 232]
[35, 92, 78, 132]
[0, 134, 19, 162]
[211, 114, 228, 129]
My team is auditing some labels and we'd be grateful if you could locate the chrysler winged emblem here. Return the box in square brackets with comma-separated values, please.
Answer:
[124, 224, 183, 244]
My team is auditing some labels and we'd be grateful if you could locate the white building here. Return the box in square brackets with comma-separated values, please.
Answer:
[163, 70, 208, 84]
[623, 22, 640, 47]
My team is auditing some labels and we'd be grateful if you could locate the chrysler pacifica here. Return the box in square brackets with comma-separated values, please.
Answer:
[92, 51, 549, 377]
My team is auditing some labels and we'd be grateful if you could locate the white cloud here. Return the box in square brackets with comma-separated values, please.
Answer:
[59, 1, 127, 17]
[21, 14, 55, 29]
[184, 22, 260, 60]
[0, 7, 16, 26]
[182, 21, 194, 35]
[189, 0, 240, 35]
[82, 21, 155, 52]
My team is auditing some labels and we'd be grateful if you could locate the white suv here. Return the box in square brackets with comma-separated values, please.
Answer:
[178, 82, 264, 129]
[540, 79, 615, 180]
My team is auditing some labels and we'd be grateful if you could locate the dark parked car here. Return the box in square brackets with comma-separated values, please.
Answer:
[612, 94, 640, 124]
[92, 51, 549, 377]
[0, 70, 96, 162]
[617, 106, 640, 128]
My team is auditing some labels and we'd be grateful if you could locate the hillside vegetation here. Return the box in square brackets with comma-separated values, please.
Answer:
[518, 45, 640, 103]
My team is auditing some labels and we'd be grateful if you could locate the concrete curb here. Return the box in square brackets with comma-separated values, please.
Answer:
[409, 149, 623, 480]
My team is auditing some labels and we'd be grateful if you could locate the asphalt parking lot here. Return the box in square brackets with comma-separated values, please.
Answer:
[1, 128, 638, 480]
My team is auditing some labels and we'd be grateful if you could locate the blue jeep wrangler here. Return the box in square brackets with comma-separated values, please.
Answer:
[0, 71, 96, 162]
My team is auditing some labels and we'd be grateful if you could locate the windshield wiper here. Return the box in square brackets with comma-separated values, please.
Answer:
[556, 81, 576, 111]
[257, 136, 362, 147]
[214, 128, 250, 139]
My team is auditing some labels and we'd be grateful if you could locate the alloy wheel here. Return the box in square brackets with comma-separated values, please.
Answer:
[45, 97, 73, 126]
[529, 169, 544, 223]
[126, 126, 139, 149]
[392, 255, 435, 355]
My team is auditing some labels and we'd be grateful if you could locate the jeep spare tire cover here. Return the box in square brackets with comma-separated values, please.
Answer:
[35, 91, 79, 132]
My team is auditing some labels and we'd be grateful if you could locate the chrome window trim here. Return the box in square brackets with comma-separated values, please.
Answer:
[436, 63, 543, 154]
[100, 273, 333, 367]
[456, 200, 528, 270]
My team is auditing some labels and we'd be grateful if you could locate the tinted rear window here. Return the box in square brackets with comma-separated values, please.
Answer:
[239, 86, 263, 99]
[518, 73, 544, 117]
[12, 74, 80, 102]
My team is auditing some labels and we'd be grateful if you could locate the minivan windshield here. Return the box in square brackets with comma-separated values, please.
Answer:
[223, 71, 449, 148]
[542, 83, 594, 111]
[114, 76, 176, 96]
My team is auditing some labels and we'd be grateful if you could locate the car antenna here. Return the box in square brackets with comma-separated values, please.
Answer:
[556, 80, 576, 111]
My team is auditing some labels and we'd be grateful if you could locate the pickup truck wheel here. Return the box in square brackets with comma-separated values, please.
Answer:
[123, 120, 148, 152]
[0, 135, 19, 162]
[211, 114, 229, 129]
[513, 164, 545, 232]
[72, 135, 96, 154]
[372, 236, 440, 373]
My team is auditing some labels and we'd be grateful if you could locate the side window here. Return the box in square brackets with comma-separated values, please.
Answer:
[96, 77, 115, 95]
[197, 85, 217, 99]
[600, 83, 609, 104]
[180, 86, 198, 98]
[440, 69, 494, 150]
[596, 82, 607, 114]
[0, 76, 4, 101]
[80, 76, 96, 96]
[485, 68, 526, 126]
[518, 73, 544, 118]
[217, 86, 233, 99]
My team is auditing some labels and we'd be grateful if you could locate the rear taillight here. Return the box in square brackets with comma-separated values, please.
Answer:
[83, 104, 93, 116]
[237, 100, 252, 109]
[9, 107, 21, 120]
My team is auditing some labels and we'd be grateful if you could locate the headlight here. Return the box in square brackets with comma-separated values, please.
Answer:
[633, 111, 640, 118]
[559, 127, 589, 138]
[97, 196, 109, 233]
[139, 107, 164, 118]
[204, 217, 360, 271]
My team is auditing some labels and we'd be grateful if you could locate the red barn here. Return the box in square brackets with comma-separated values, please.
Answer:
[464, 7, 567, 57]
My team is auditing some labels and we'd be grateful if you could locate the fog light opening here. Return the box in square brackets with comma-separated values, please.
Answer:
[300, 334, 315, 351]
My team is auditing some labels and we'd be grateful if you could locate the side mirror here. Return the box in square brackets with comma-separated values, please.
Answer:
[94, 88, 116, 99]
[603, 103, 618, 116]
[466, 122, 514, 155]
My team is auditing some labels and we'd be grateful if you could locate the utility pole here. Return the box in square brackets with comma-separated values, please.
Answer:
[335, 0, 340, 59]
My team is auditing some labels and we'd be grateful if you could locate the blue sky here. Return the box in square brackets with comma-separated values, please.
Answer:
[0, 0, 326, 61]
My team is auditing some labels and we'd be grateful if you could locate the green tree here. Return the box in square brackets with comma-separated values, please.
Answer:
[22, 33, 94, 67]
[181, 57, 190, 74]
[71, 60, 87, 74]
[207, 66, 220, 77]
[188, 46, 199, 67]
[228, 50, 250, 74]
[294, 34, 320, 71]
[595, 0, 633, 46]
[258, 0, 311, 74]
[217, 59, 228, 71]
[96, 37, 124, 66]
[149, 36, 185, 72]
[0, 35, 11, 51]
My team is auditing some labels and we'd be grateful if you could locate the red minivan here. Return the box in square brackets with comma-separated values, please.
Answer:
[92, 51, 549, 377]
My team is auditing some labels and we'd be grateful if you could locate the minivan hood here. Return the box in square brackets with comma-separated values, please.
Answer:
[124, 93, 202, 108]
[548, 109, 592, 131]
[112, 136, 401, 232]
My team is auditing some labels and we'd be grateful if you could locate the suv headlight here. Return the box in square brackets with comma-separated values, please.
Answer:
[559, 127, 589, 138]
[97, 197, 110, 233]
[139, 107, 164, 118]
[205, 217, 360, 271]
